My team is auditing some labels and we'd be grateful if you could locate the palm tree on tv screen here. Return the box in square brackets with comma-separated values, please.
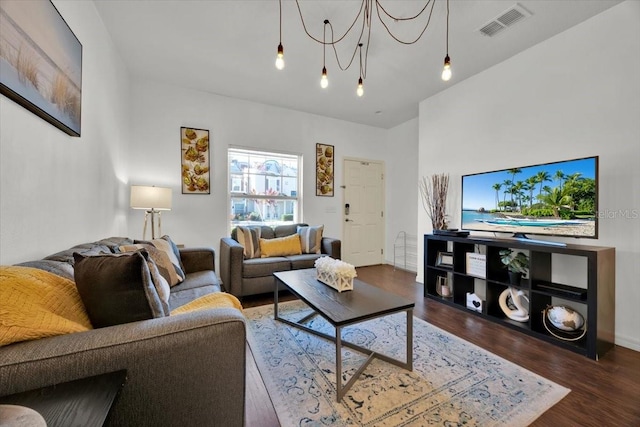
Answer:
[513, 181, 524, 211]
[554, 170, 565, 191]
[502, 179, 513, 210]
[507, 169, 522, 204]
[525, 176, 537, 209]
[492, 183, 502, 211]
[538, 187, 572, 218]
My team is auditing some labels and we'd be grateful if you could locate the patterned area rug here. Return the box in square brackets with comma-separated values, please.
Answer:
[245, 300, 570, 427]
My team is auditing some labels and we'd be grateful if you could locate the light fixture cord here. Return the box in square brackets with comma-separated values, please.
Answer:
[375, 0, 436, 44]
[377, 0, 432, 21]
[292, 0, 442, 79]
[445, 0, 449, 56]
[278, 0, 282, 44]
[296, 0, 365, 45]
[328, 20, 367, 72]
[359, 43, 364, 80]
[323, 20, 327, 67]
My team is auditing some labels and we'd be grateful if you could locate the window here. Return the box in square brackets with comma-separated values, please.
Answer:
[228, 148, 301, 229]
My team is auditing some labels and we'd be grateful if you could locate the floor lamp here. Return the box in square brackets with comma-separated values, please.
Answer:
[130, 185, 172, 240]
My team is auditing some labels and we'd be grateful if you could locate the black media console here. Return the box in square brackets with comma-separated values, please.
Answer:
[424, 234, 615, 360]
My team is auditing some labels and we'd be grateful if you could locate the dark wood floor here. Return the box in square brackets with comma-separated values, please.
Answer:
[243, 265, 640, 426]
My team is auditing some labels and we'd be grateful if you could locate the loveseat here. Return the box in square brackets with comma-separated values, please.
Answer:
[219, 223, 341, 298]
[0, 237, 245, 427]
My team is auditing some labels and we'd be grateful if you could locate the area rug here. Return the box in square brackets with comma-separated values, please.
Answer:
[245, 300, 570, 427]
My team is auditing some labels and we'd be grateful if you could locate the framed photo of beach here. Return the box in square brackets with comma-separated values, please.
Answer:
[316, 143, 334, 196]
[181, 127, 210, 194]
[0, 0, 82, 136]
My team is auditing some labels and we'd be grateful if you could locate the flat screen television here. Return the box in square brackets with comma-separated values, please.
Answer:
[461, 156, 598, 241]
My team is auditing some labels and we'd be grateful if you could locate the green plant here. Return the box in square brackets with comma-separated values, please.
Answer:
[559, 209, 575, 220]
[281, 213, 294, 221]
[499, 249, 529, 274]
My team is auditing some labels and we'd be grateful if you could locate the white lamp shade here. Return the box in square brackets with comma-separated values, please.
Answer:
[130, 186, 172, 210]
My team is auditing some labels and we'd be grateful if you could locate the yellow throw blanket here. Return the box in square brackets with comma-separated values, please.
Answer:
[0, 266, 92, 347]
[171, 292, 242, 315]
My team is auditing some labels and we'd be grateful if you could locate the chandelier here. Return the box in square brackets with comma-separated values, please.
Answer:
[275, 0, 452, 97]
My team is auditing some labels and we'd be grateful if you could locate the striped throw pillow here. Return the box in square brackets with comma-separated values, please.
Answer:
[297, 225, 324, 254]
[236, 226, 261, 259]
[120, 244, 182, 287]
[134, 236, 186, 285]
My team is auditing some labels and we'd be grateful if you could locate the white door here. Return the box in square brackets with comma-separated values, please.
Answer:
[343, 159, 384, 267]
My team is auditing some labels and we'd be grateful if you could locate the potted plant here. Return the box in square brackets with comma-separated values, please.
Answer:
[499, 249, 529, 285]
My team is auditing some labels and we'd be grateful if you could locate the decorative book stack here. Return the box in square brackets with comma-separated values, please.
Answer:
[314, 257, 357, 292]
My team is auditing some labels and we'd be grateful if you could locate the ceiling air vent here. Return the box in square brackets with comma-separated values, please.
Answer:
[478, 3, 532, 37]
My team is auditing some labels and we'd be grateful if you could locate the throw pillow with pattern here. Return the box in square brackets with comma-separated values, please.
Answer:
[135, 235, 186, 284]
[297, 225, 324, 254]
[120, 243, 181, 287]
[236, 226, 261, 259]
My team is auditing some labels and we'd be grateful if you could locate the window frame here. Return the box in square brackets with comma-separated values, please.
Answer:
[228, 147, 303, 228]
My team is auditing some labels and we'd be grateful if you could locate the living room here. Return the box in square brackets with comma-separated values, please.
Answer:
[1, 0, 638, 425]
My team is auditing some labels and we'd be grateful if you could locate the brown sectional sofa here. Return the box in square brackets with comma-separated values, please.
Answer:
[219, 223, 341, 298]
[0, 237, 245, 427]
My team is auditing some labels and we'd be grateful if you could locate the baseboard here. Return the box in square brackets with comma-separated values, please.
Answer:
[383, 261, 417, 273]
[615, 333, 640, 352]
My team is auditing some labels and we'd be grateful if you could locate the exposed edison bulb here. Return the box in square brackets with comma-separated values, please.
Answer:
[320, 67, 328, 89]
[275, 43, 284, 70]
[441, 55, 452, 81]
[356, 77, 364, 97]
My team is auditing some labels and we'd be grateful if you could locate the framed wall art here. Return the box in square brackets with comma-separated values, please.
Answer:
[0, 0, 82, 136]
[316, 143, 334, 197]
[181, 127, 210, 194]
[435, 251, 454, 269]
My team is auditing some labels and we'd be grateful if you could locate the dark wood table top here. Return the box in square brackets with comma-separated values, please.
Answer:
[0, 370, 127, 427]
[274, 268, 414, 326]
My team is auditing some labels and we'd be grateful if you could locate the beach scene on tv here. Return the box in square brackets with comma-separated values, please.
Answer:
[461, 157, 597, 237]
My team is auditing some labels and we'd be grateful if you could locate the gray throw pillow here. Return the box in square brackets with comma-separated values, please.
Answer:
[73, 250, 169, 328]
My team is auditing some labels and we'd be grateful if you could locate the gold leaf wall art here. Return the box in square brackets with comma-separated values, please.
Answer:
[316, 143, 334, 197]
[181, 127, 210, 194]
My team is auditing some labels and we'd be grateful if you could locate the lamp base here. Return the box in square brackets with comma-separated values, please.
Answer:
[142, 209, 162, 240]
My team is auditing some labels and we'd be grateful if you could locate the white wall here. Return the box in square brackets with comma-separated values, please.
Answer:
[126, 80, 389, 263]
[384, 118, 419, 271]
[417, 1, 640, 350]
[0, 0, 130, 264]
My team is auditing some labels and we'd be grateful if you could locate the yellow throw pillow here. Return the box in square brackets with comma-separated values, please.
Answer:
[260, 234, 302, 258]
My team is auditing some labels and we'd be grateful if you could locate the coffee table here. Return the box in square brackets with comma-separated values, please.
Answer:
[273, 268, 414, 401]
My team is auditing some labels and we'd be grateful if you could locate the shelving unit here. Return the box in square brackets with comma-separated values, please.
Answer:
[424, 234, 615, 360]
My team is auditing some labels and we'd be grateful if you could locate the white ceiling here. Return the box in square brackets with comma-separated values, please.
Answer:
[94, 0, 622, 129]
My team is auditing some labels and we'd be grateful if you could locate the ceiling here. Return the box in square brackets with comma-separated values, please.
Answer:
[94, 0, 622, 129]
